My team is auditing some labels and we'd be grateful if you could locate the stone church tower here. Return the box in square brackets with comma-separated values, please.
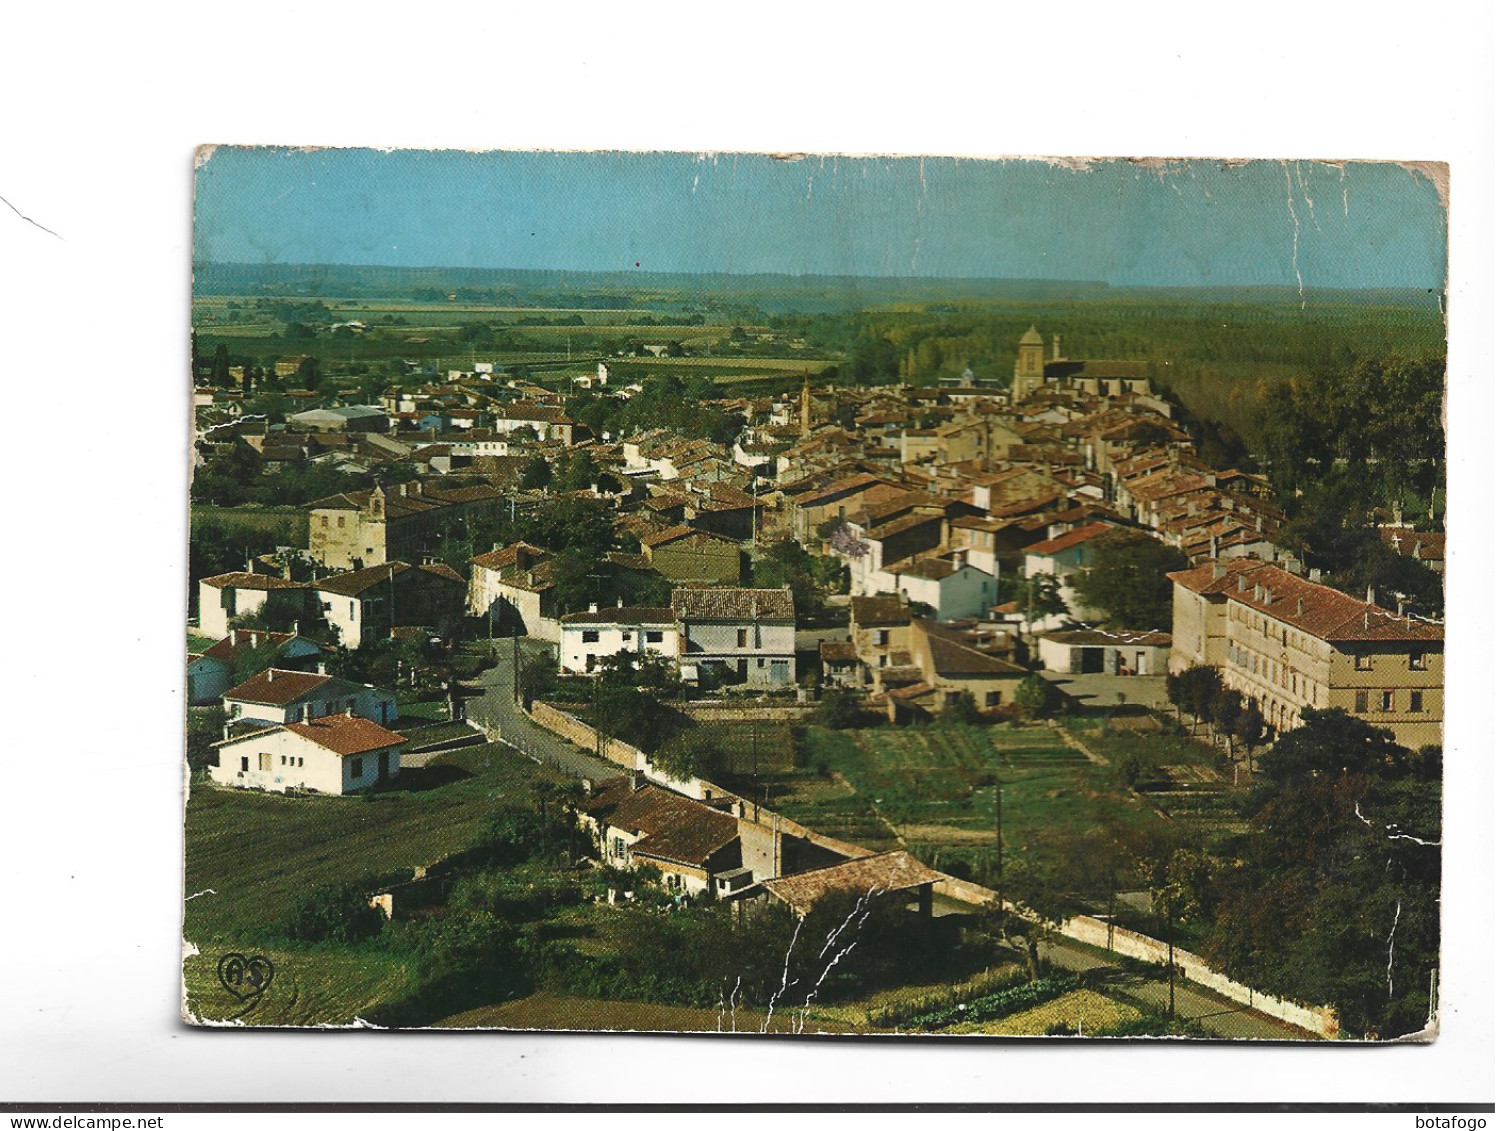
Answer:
[1011, 325, 1047, 400]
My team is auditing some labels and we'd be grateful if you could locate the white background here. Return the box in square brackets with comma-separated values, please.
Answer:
[1, 0, 1490, 1108]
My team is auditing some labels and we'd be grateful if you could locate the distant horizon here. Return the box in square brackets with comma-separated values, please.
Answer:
[193, 257, 1440, 296]
[193, 150, 1447, 291]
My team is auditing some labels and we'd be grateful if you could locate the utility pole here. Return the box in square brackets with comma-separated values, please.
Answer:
[995, 780, 1005, 936]
[1166, 894, 1176, 1021]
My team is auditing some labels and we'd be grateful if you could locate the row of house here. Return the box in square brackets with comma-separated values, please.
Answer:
[198, 560, 466, 648]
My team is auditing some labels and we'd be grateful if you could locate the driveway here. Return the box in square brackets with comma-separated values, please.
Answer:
[1041, 672, 1171, 711]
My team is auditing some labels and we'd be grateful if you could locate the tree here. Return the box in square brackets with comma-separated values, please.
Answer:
[1167, 664, 1222, 734]
[211, 343, 231, 388]
[651, 727, 725, 783]
[1255, 707, 1405, 789]
[519, 455, 553, 491]
[813, 686, 865, 729]
[1014, 572, 1069, 637]
[555, 450, 599, 493]
[1068, 530, 1187, 629]
[297, 355, 321, 392]
[186, 706, 227, 772]
[942, 690, 982, 726]
[1203, 711, 1439, 1038]
[1209, 687, 1244, 754]
[1013, 674, 1060, 718]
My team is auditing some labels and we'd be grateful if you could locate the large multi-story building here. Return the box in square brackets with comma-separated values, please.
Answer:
[1167, 560, 1442, 749]
[307, 480, 504, 570]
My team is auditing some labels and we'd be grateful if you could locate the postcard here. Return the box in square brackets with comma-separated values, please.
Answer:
[184, 149, 1445, 1040]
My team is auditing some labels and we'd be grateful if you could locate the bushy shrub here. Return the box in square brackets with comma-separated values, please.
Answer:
[272, 882, 384, 946]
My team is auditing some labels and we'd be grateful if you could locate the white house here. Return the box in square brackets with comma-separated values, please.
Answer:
[221, 669, 398, 727]
[1037, 629, 1172, 676]
[559, 605, 679, 675]
[210, 714, 405, 795]
[881, 553, 996, 622]
[187, 629, 324, 706]
[1021, 521, 1118, 630]
[672, 588, 796, 688]
[197, 572, 308, 639]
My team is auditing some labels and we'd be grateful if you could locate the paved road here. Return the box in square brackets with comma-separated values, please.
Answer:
[464, 640, 618, 781]
[1035, 936, 1314, 1040]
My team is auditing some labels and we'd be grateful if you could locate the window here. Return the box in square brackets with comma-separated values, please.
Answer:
[582, 630, 599, 643]
[646, 631, 663, 644]
[350, 757, 364, 778]
[985, 691, 1002, 707]
[737, 628, 749, 648]
[258, 752, 272, 772]
[1354, 690, 1368, 713]
[1380, 690, 1395, 712]
[875, 629, 890, 646]
[1410, 691, 1425, 713]
[1354, 653, 1373, 671]
[280, 755, 287, 765]
[240, 756, 249, 773]
[1409, 651, 1428, 671]
[320, 516, 329, 528]
[349, 601, 356, 617]
[621, 632, 632, 643]
[337, 516, 345, 528]
[297, 757, 304, 767]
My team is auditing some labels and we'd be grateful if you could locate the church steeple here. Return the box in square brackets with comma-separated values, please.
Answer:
[800, 374, 812, 440]
[1013, 325, 1046, 401]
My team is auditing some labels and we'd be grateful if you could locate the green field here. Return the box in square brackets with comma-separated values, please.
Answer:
[1062, 716, 1247, 843]
[183, 945, 415, 1027]
[182, 741, 568, 942]
[779, 723, 1169, 878]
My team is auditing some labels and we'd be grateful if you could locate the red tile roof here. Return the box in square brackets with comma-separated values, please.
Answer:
[282, 715, 407, 756]
[1023, 522, 1118, 556]
[758, 851, 941, 914]
[200, 571, 306, 592]
[1166, 561, 1443, 643]
[671, 587, 794, 622]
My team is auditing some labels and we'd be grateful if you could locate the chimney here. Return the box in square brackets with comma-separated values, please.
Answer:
[1210, 535, 1220, 559]
[1366, 585, 1376, 607]
[1211, 561, 1225, 580]
[1309, 567, 1322, 583]
[1263, 586, 1273, 606]
[1397, 598, 1407, 616]
[616, 596, 624, 608]
[267, 669, 275, 682]
[1297, 597, 1304, 616]
[1238, 574, 1247, 592]
[1253, 583, 1263, 602]
[398, 482, 408, 497]
[588, 602, 598, 614]
[249, 631, 259, 648]
[1052, 334, 1061, 361]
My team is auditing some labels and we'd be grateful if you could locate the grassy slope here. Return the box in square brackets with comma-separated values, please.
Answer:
[183, 945, 415, 1028]
[182, 742, 566, 942]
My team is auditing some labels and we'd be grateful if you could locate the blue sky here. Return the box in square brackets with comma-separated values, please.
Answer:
[194, 149, 1446, 289]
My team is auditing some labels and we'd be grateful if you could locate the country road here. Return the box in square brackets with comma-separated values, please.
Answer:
[464, 639, 617, 781]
